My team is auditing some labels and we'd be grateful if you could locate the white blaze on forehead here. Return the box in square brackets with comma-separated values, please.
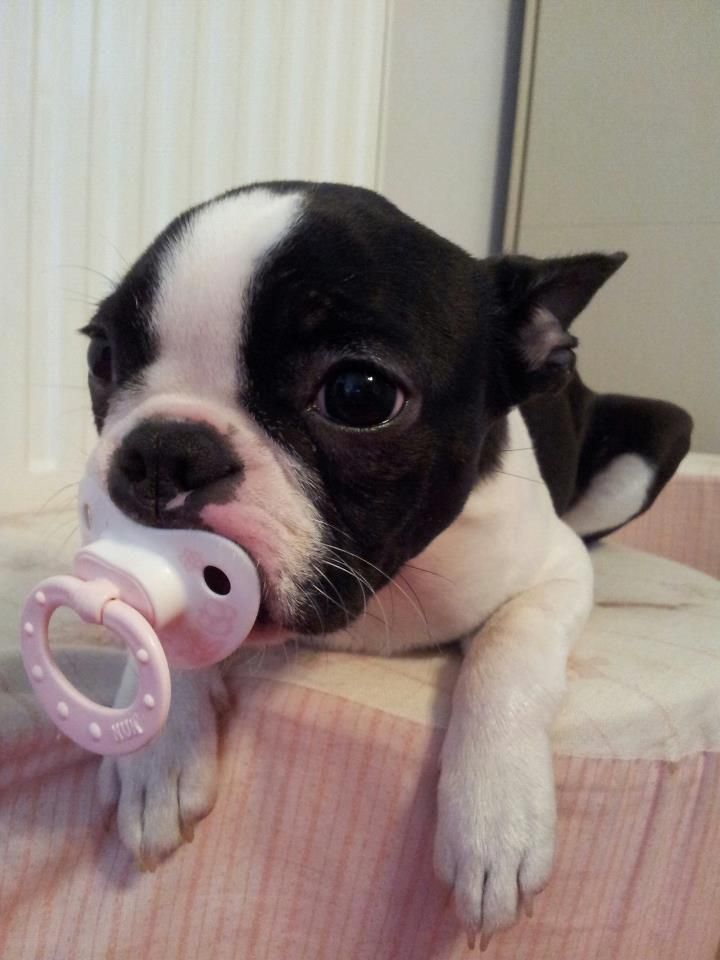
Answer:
[147, 189, 303, 401]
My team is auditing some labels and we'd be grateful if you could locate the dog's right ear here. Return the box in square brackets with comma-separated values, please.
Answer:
[485, 251, 627, 410]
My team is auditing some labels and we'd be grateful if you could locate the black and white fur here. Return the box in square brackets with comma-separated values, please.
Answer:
[83, 183, 691, 945]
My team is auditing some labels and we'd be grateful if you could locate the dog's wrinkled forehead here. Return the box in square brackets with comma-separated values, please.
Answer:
[241, 187, 480, 387]
[98, 182, 480, 416]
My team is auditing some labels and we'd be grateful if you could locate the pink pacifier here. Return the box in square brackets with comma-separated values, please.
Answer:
[20, 476, 260, 756]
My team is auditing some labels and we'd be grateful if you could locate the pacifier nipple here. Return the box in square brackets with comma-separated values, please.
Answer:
[20, 477, 261, 755]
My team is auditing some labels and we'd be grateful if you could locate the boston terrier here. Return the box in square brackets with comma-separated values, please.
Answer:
[83, 182, 691, 945]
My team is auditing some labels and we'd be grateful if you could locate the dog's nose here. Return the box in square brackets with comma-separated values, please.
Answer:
[108, 419, 241, 521]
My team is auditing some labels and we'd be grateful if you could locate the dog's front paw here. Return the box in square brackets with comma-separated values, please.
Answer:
[97, 665, 230, 867]
[434, 732, 556, 948]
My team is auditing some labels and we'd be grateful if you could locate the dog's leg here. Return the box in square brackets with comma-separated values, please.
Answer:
[97, 663, 230, 867]
[434, 526, 592, 946]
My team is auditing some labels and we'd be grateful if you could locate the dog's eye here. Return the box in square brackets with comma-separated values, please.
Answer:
[316, 365, 405, 428]
[87, 336, 113, 383]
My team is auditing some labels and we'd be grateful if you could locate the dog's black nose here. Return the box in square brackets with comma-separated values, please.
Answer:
[109, 419, 241, 522]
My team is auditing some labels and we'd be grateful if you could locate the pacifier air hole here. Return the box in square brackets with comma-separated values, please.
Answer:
[47, 605, 136, 706]
[203, 565, 231, 596]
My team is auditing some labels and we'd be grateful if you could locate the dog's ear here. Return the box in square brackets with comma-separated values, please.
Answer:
[486, 251, 627, 409]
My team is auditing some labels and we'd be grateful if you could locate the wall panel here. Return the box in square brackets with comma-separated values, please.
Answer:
[0, 0, 388, 512]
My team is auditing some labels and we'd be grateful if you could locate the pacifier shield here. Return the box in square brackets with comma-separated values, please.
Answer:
[21, 477, 262, 753]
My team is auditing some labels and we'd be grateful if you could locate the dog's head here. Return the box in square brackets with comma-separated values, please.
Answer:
[82, 183, 624, 643]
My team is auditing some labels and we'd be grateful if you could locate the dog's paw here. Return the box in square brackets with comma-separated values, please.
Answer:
[97, 665, 229, 867]
[433, 732, 556, 948]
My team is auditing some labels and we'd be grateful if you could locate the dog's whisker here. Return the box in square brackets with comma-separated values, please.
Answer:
[63, 291, 101, 308]
[238, 644, 268, 678]
[309, 568, 353, 623]
[310, 562, 350, 610]
[96, 235, 131, 270]
[318, 554, 376, 612]
[59, 263, 118, 288]
[34, 481, 80, 516]
[394, 571, 434, 643]
[53, 523, 80, 558]
[361, 579, 392, 651]
[35, 496, 77, 521]
[315, 552, 392, 648]
[403, 562, 453, 584]
[327, 548, 426, 639]
[319, 555, 374, 603]
[319, 556, 376, 613]
[41, 514, 80, 545]
[316, 558, 387, 640]
[303, 593, 328, 641]
[312, 518, 436, 642]
[498, 470, 544, 485]
[325, 543, 432, 641]
[40, 499, 78, 521]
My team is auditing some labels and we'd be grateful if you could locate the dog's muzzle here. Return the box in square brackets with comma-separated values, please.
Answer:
[108, 418, 243, 523]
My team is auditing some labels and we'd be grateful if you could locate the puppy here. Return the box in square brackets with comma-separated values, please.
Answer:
[83, 183, 691, 943]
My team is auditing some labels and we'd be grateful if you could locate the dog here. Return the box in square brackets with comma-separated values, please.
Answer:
[83, 182, 691, 944]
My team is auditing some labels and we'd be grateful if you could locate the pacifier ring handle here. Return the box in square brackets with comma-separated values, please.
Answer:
[20, 576, 171, 756]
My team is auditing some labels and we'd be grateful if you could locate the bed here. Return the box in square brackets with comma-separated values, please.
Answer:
[0, 454, 718, 959]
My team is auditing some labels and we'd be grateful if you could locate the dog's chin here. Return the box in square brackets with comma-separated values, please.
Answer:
[244, 593, 367, 647]
[244, 599, 358, 647]
[243, 619, 292, 647]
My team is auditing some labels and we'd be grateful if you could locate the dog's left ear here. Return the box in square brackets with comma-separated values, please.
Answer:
[486, 251, 627, 408]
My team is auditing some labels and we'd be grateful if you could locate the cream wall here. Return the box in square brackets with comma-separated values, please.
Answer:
[378, 0, 520, 258]
[509, 0, 720, 452]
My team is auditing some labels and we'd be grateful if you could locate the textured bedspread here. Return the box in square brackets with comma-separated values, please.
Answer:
[0, 461, 718, 959]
